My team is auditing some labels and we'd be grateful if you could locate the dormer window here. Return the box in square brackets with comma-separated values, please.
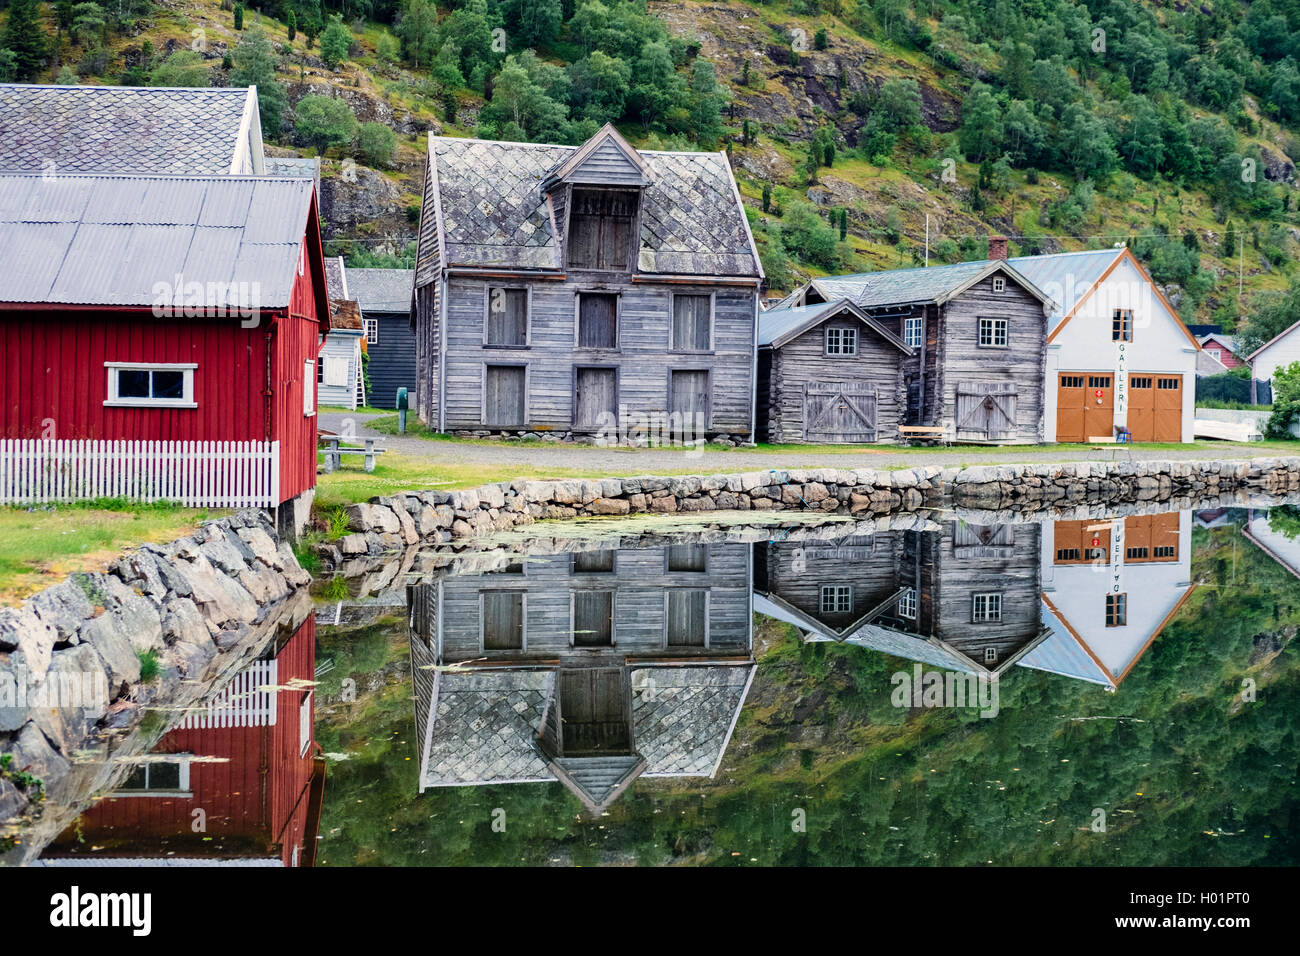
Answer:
[568, 188, 637, 271]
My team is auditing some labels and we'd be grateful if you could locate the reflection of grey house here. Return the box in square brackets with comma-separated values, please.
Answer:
[753, 520, 1047, 676]
[409, 543, 755, 813]
[347, 268, 416, 409]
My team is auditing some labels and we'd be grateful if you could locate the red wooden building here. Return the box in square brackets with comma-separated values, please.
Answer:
[0, 173, 329, 527]
[42, 617, 325, 867]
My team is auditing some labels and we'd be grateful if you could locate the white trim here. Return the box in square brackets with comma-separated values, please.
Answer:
[104, 363, 197, 409]
[304, 359, 316, 415]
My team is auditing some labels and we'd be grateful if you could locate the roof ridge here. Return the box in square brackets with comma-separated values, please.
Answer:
[429, 132, 723, 160]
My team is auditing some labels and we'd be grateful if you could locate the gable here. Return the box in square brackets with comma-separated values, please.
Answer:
[567, 138, 647, 187]
[1046, 253, 1199, 353]
[759, 300, 913, 352]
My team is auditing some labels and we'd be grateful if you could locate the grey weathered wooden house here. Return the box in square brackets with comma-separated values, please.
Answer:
[409, 541, 755, 814]
[347, 268, 416, 409]
[412, 124, 763, 440]
[753, 518, 1048, 677]
[767, 244, 1054, 443]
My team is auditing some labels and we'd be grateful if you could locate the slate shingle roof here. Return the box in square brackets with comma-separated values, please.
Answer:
[428, 135, 760, 277]
[0, 84, 256, 175]
[0, 173, 315, 308]
[632, 665, 754, 776]
[346, 268, 414, 312]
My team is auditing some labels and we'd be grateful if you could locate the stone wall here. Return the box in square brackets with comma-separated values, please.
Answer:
[0, 510, 311, 860]
[318, 457, 1300, 559]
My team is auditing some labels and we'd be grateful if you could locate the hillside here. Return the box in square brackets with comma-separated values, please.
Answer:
[3, 0, 1299, 341]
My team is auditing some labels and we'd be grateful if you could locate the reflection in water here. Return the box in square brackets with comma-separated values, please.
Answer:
[41, 618, 325, 867]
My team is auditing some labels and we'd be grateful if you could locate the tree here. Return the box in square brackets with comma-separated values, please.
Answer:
[438, 0, 496, 83]
[689, 58, 725, 147]
[396, 0, 439, 69]
[430, 39, 464, 93]
[320, 15, 352, 70]
[358, 122, 397, 167]
[230, 27, 287, 136]
[2, 0, 47, 80]
[629, 40, 685, 131]
[958, 83, 1003, 161]
[480, 54, 568, 142]
[295, 95, 359, 152]
[503, 0, 562, 50]
[761, 181, 772, 213]
[234, 3, 244, 30]
[70, 2, 105, 49]
[569, 50, 630, 125]
[0, 49, 17, 83]
[287, 11, 297, 43]
[149, 50, 210, 87]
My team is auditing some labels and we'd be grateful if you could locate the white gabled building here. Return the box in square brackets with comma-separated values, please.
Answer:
[1010, 247, 1201, 443]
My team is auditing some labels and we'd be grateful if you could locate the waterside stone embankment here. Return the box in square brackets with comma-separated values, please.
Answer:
[0, 510, 312, 863]
[320, 457, 1300, 559]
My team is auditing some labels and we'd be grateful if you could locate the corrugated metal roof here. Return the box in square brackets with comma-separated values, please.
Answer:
[1007, 248, 1123, 332]
[758, 301, 838, 346]
[0, 84, 253, 175]
[1017, 605, 1112, 687]
[0, 173, 314, 308]
[346, 268, 414, 312]
[802, 258, 1054, 310]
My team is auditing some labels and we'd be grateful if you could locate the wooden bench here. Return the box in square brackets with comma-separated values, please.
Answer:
[320, 435, 385, 473]
[898, 425, 949, 446]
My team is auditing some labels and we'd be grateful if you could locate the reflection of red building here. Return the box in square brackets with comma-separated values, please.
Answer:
[43, 618, 324, 867]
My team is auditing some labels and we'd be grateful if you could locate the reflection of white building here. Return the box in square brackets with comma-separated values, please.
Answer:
[1020, 511, 1194, 690]
[1243, 511, 1300, 581]
[1010, 248, 1199, 443]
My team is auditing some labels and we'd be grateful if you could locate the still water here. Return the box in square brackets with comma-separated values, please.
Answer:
[40, 506, 1300, 866]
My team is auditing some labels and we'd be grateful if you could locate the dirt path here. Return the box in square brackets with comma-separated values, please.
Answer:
[319, 411, 1266, 476]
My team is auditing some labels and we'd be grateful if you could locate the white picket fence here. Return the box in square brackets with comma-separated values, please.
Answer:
[0, 438, 280, 507]
[177, 661, 279, 729]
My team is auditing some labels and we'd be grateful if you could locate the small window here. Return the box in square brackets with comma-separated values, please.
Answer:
[304, 361, 315, 415]
[666, 589, 708, 647]
[1158, 377, 1180, 390]
[572, 549, 615, 573]
[825, 326, 858, 356]
[984, 647, 998, 663]
[1106, 593, 1127, 627]
[1130, 376, 1153, 389]
[105, 363, 196, 408]
[363, 318, 378, 345]
[977, 318, 1008, 347]
[666, 544, 707, 572]
[577, 292, 618, 349]
[572, 590, 614, 647]
[482, 590, 525, 650]
[672, 294, 711, 351]
[1061, 375, 1085, 389]
[1126, 546, 1149, 560]
[1153, 545, 1176, 558]
[992, 276, 1006, 293]
[898, 587, 917, 619]
[904, 316, 923, 349]
[971, 592, 1002, 623]
[113, 758, 191, 795]
[1112, 309, 1133, 342]
[1088, 375, 1112, 389]
[487, 287, 528, 346]
[298, 692, 313, 758]
[820, 584, 852, 614]
[316, 360, 324, 384]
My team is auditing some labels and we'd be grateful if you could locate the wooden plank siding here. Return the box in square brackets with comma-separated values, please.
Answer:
[365, 311, 418, 409]
[440, 278, 754, 435]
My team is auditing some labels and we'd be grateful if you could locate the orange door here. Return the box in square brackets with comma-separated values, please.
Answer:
[1154, 375, 1183, 441]
[1054, 520, 1110, 564]
[1123, 513, 1180, 562]
[1127, 375, 1154, 441]
[1057, 374, 1086, 442]
[1085, 374, 1114, 441]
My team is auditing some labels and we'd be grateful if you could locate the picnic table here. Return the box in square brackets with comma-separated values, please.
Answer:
[320, 434, 385, 473]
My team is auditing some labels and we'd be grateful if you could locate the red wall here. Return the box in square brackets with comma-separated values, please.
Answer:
[273, 245, 324, 503]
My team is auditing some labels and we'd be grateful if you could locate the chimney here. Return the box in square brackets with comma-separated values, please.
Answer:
[989, 235, 1008, 260]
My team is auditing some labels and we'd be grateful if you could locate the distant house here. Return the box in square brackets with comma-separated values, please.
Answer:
[1009, 247, 1199, 443]
[1197, 332, 1244, 370]
[40, 618, 325, 867]
[347, 268, 416, 409]
[771, 243, 1053, 443]
[319, 257, 365, 410]
[754, 518, 1049, 677]
[1019, 512, 1194, 690]
[0, 83, 266, 175]
[412, 124, 762, 441]
[0, 173, 329, 526]
[410, 542, 756, 814]
[1248, 318, 1300, 386]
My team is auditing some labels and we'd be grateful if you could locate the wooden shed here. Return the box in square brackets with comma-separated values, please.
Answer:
[757, 299, 912, 443]
[347, 268, 417, 409]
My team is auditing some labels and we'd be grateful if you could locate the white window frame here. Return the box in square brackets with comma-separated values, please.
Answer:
[363, 317, 379, 345]
[104, 362, 197, 409]
[299, 692, 313, 758]
[898, 587, 917, 619]
[904, 316, 923, 349]
[304, 360, 316, 416]
[971, 592, 1002, 623]
[977, 317, 1008, 348]
[110, 756, 193, 797]
[825, 325, 858, 356]
[992, 276, 1006, 293]
[984, 647, 998, 663]
[820, 584, 853, 614]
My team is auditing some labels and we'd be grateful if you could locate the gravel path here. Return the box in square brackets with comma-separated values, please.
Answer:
[319, 411, 1264, 476]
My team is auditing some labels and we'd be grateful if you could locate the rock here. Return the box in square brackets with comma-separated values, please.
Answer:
[235, 526, 281, 566]
[0, 605, 57, 683]
[590, 497, 631, 515]
[8, 720, 71, 789]
[340, 533, 369, 556]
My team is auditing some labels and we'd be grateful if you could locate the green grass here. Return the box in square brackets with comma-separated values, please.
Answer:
[0, 500, 214, 605]
[319, 405, 395, 416]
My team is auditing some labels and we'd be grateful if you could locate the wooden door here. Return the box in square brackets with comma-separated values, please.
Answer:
[669, 370, 709, 435]
[572, 590, 613, 646]
[577, 293, 618, 348]
[1053, 519, 1109, 564]
[1127, 375, 1154, 441]
[574, 367, 616, 431]
[481, 591, 524, 650]
[559, 669, 629, 755]
[956, 382, 1018, 440]
[484, 365, 525, 426]
[1057, 374, 1086, 442]
[1084, 373, 1114, 441]
[803, 381, 877, 442]
[666, 590, 707, 646]
[1123, 513, 1179, 562]
[1154, 375, 1182, 441]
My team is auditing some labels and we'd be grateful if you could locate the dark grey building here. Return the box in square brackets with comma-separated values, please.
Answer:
[348, 268, 416, 409]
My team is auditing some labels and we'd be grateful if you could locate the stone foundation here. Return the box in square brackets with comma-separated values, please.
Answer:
[317, 456, 1300, 559]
